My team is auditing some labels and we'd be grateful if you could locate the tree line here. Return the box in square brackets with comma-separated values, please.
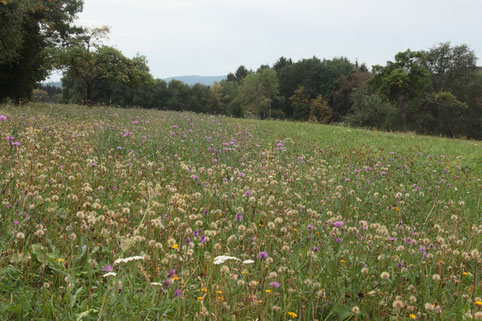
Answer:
[1, 1, 481, 139]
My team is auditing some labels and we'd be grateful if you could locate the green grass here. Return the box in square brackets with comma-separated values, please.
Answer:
[0, 103, 480, 320]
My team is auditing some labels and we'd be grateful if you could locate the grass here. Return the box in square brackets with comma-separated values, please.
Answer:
[0, 103, 480, 320]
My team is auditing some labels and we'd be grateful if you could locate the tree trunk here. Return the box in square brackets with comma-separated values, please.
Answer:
[399, 96, 408, 132]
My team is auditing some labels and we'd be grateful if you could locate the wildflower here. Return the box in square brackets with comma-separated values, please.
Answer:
[103, 272, 117, 278]
[333, 221, 344, 227]
[287, 312, 297, 318]
[265, 289, 272, 293]
[269, 281, 280, 288]
[242, 259, 255, 264]
[0, 115, 7, 120]
[16, 232, 25, 240]
[171, 244, 178, 249]
[475, 301, 482, 306]
[380, 272, 390, 280]
[409, 314, 416, 319]
[235, 213, 243, 221]
[392, 299, 404, 309]
[257, 251, 269, 259]
[213, 255, 239, 265]
[113, 255, 144, 265]
[102, 265, 114, 272]
[175, 289, 183, 297]
[352, 306, 360, 314]
[6, 135, 14, 141]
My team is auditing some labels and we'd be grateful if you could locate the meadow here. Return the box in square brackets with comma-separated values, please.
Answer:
[0, 103, 480, 320]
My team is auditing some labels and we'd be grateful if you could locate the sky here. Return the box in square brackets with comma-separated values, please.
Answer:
[50, 0, 482, 81]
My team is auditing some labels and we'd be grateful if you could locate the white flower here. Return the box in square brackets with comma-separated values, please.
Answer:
[242, 259, 255, 264]
[150, 282, 162, 286]
[113, 255, 145, 265]
[213, 255, 239, 265]
[102, 272, 117, 278]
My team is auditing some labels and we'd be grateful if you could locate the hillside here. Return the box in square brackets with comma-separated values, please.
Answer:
[0, 103, 480, 320]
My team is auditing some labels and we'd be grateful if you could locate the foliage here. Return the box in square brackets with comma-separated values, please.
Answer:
[344, 86, 400, 131]
[369, 50, 432, 132]
[0, 0, 83, 101]
[308, 95, 333, 124]
[59, 27, 153, 105]
[236, 69, 280, 119]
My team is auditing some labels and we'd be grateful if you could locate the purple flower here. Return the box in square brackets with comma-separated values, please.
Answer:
[335, 238, 343, 243]
[175, 289, 183, 297]
[0, 115, 7, 120]
[168, 269, 176, 277]
[199, 235, 207, 243]
[11, 142, 20, 146]
[333, 221, 344, 227]
[307, 225, 314, 230]
[313, 246, 320, 252]
[257, 251, 269, 259]
[235, 213, 243, 221]
[269, 281, 280, 288]
[14, 220, 19, 225]
[192, 229, 199, 237]
[6, 136, 14, 141]
[102, 265, 114, 272]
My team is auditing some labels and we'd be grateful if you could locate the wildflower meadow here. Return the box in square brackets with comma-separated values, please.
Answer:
[0, 103, 480, 320]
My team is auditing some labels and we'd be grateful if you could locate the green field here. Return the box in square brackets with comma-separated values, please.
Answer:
[0, 103, 480, 320]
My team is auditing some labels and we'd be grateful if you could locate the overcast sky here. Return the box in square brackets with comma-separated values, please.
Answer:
[52, 0, 482, 80]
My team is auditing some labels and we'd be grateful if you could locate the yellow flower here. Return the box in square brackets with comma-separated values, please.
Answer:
[265, 289, 272, 293]
[462, 271, 468, 276]
[409, 314, 416, 319]
[172, 244, 178, 249]
[201, 288, 208, 292]
[197, 297, 203, 301]
[339, 260, 346, 263]
[475, 300, 482, 306]
[216, 290, 222, 294]
[172, 276, 179, 281]
[57, 258, 65, 263]
[288, 312, 297, 318]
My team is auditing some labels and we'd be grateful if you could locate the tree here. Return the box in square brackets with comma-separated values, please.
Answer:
[309, 95, 333, 124]
[0, 0, 83, 101]
[344, 86, 400, 131]
[369, 50, 431, 132]
[423, 42, 477, 100]
[289, 86, 310, 120]
[331, 72, 372, 120]
[236, 69, 279, 118]
[59, 26, 152, 105]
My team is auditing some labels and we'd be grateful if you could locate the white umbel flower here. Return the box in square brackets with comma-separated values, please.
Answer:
[213, 255, 239, 265]
[113, 255, 145, 265]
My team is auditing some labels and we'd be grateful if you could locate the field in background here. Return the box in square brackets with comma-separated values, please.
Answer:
[0, 103, 480, 320]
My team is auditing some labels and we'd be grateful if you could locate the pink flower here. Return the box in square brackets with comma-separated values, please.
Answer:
[0, 115, 7, 120]
[6, 136, 14, 141]
[11, 142, 20, 146]
[333, 221, 344, 227]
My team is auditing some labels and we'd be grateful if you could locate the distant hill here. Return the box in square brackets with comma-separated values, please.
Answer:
[164, 75, 226, 86]
[42, 81, 62, 88]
